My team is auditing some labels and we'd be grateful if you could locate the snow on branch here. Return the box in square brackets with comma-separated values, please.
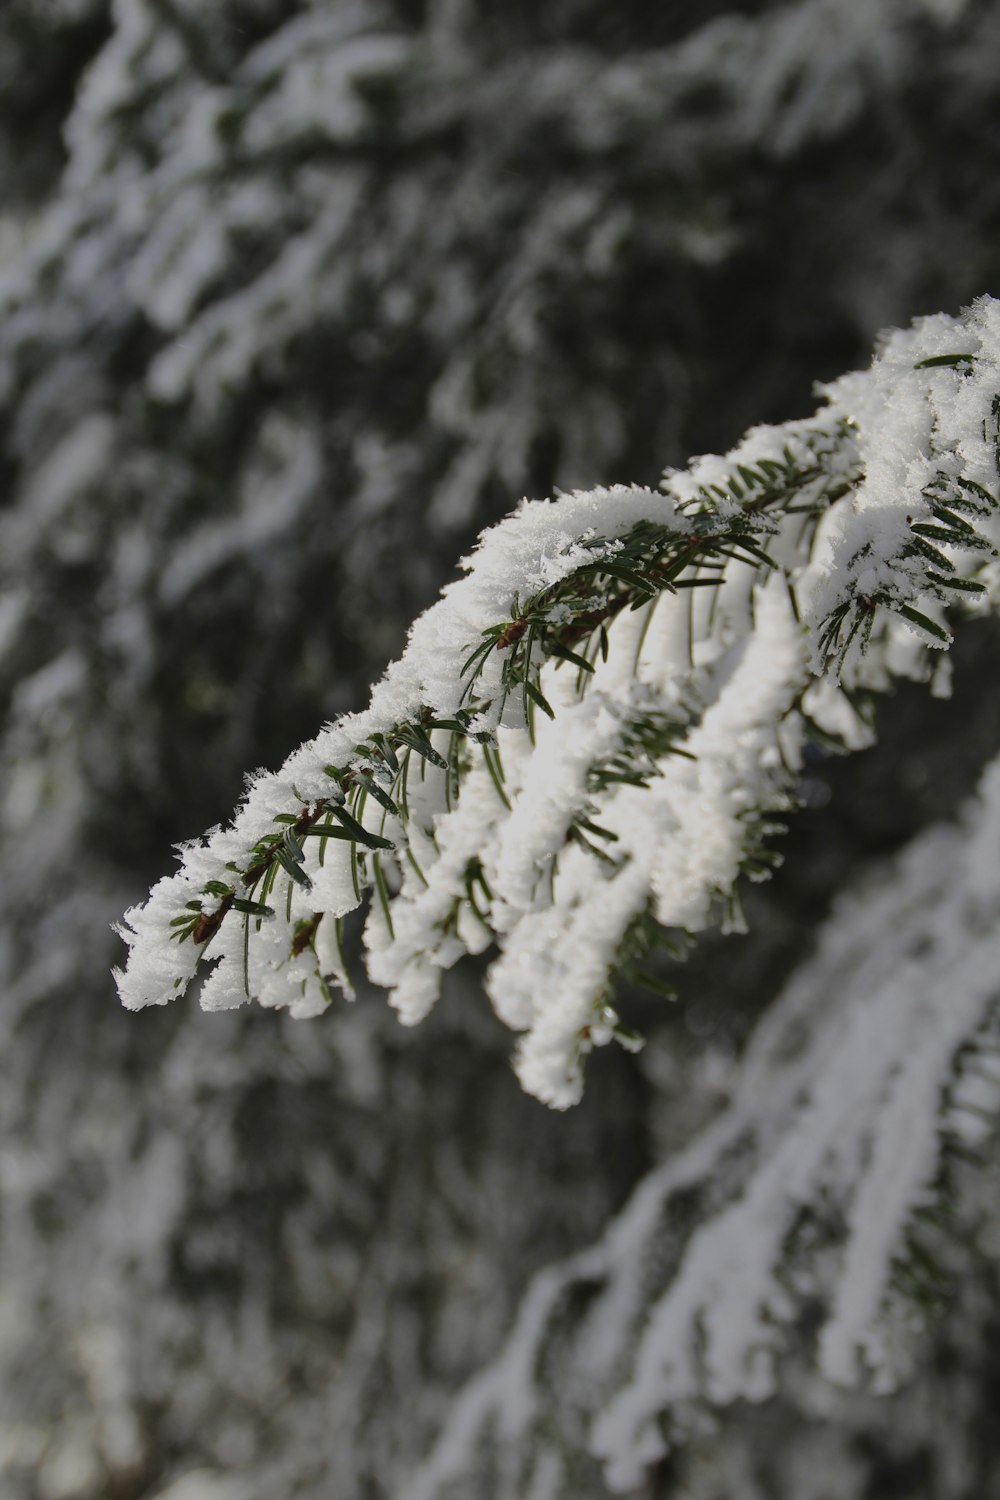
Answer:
[401, 753, 1000, 1497]
[116, 297, 1000, 1107]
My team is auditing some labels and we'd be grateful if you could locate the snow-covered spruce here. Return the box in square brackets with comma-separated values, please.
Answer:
[116, 298, 1000, 1107]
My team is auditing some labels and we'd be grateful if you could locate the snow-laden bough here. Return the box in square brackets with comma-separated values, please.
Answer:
[116, 297, 1000, 1108]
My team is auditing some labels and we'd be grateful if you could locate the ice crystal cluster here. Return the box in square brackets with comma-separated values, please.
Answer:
[118, 298, 1000, 1109]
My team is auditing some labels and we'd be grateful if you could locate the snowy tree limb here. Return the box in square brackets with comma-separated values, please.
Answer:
[116, 297, 1000, 1108]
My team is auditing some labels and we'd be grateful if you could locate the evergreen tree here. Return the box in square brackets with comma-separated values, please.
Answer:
[3, 2, 1000, 1497]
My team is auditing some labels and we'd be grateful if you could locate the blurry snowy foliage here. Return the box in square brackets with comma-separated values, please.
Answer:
[3, 1, 1000, 1498]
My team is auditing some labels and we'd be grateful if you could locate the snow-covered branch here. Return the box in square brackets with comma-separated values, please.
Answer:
[116, 297, 1000, 1107]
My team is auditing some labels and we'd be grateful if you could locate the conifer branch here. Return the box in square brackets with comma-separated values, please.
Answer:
[115, 298, 1000, 1107]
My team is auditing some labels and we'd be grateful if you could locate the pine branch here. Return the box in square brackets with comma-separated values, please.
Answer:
[115, 297, 1000, 1108]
